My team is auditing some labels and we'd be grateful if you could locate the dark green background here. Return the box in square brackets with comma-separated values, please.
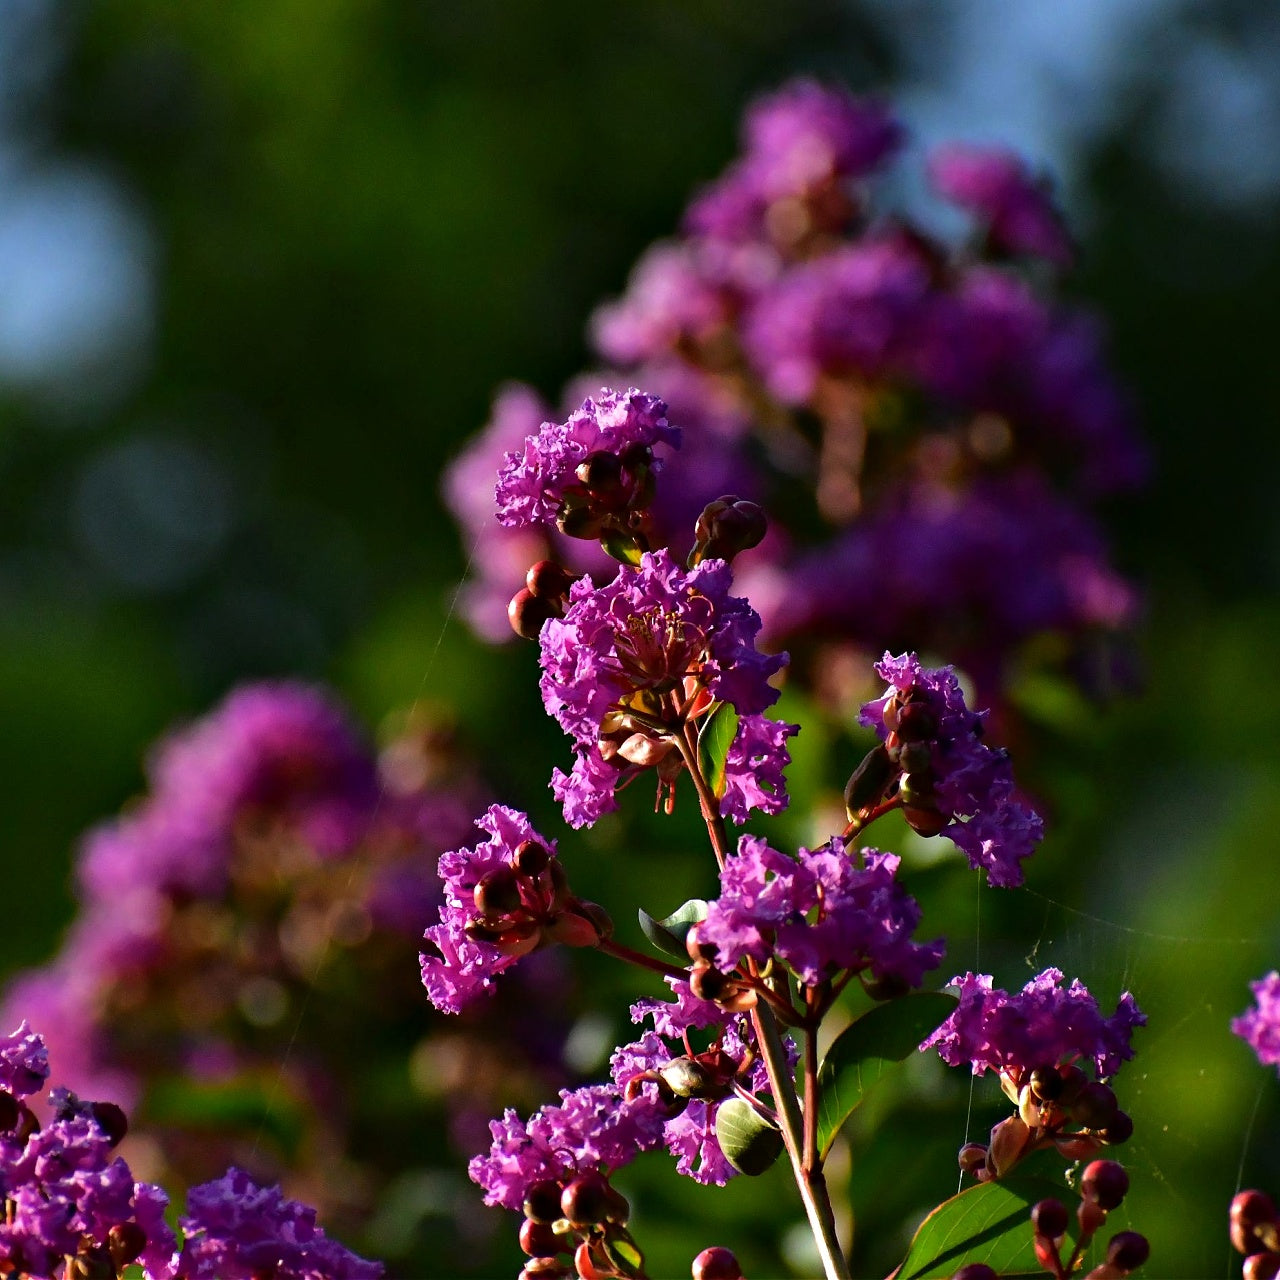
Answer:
[3, 2, 1279, 1275]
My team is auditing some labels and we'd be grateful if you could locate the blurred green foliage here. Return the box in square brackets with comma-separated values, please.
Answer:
[3, 1, 1280, 1276]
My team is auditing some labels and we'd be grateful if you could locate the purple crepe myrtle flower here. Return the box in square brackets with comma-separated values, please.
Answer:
[420, 805, 603, 1014]
[697, 835, 944, 990]
[0, 1021, 48, 1100]
[494, 388, 680, 532]
[686, 80, 901, 244]
[174, 1166, 382, 1280]
[469, 1082, 667, 1213]
[743, 236, 936, 405]
[922, 969, 1145, 1083]
[1233, 972, 1280, 1072]
[0, 1026, 178, 1280]
[928, 143, 1075, 269]
[858, 652, 1044, 887]
[540, 549, 791, 827]
[150, 683, 379, 857]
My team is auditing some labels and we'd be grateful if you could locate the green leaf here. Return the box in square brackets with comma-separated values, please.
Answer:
[599, 529, 647, 566]
[637, 898, 708, 958]
[894, 1168, 1075, 1279]
[697, 701, 740, 800]
[714, 1097, 784, 1176]
[816, 992, 958, 1157]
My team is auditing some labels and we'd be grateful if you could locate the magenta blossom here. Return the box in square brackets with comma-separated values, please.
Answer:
[175, 1167, 382, 1279]
[859, 652, 1044, 887]
[1233, 972, 1280, 1073]
[922, 969, 1145, 1082]
[495, 388, 680, 531]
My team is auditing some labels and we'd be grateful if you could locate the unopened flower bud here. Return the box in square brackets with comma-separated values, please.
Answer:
[660, 1058, 716, 1099]
[903, 806, 949, 837]
[899, 740, 932, 776]
[1232, 1190, 1280, 1255]
[843, 744, 894, 819]
[619, 442, 653, 472]
[1029, 1065, 1064, 1102]
[1100, 1110, 1133, 1146]
[576, 450, 623, 494]
[520, 1218, 564, 1258]
[1072, 1082, 1119, 1131]
[575, 900, 613, 940]
[897, 773, 930, 808]
[0, 1092, 19, 1133]
[951, 1266, 998, 1280]
[547, 911, 603, 948]
[689, 962, 729, 1002]
[692, 1246, 745, 1280]
[957, 1143, 988, 1177]
[474, 867, 524, 919]
[509, 587, 558, 640]
[526, 560, 575, 600]
[1032, 1198, 1069, 1241]
[561, 1172, 611, 1226]
[693, 496, 767, 563]
[556, 498, 604, 540]
[524, 1180, 565, 1224]
[514, 840, 552, 877]
[1105, 1230, 1150, 1274]
[896, 701, 938, 743]
[1244, 1252, 1280, 1280]
[1057, 1064, 1088, 1107]
[987, 1115, 1030, 1178]
[519, 1259, 571, 1280]
[604, 1186, 630, 1224]
[87, 1100, 128, 1146]
[107, 1222, 146, 1268]
[1081, 1159, 1129, 1210]
[685, 925, 717, 965]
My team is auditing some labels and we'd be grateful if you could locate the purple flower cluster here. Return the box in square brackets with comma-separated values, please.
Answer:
[0, 1023, 176, 1280]
[697, 836, 944, 989]
[495, 388, 679, 530]
[928, 143, 1074, 269]
[445, 78, 1145, 705]
[173, 1167, 383, 1280]
[1232, 972, 1280, 1072]
[420, 805, 580, 1013]
[469, 1083, 665, 1213]
[539, 549, 796, 828]
[859, 652, 1044, 887]
[922, 969, 1146, 1082]
[615, 978, 778, 1187]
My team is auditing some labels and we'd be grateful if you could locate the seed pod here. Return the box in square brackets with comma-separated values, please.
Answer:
[1081, 1159, 1129, 1210]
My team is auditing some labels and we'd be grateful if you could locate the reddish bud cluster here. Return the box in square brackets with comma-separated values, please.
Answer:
[466, 840, 610, 958]
[510, 561, 578, 640]
[518, 1172, 643, 1280]
[958, 1063, 1133, 1187]
[691, 496, 767, 566]
[557, 444, 657, 542]
[1232, 1190, 1280, 1279]
[1020, 1162, 1146, 1280]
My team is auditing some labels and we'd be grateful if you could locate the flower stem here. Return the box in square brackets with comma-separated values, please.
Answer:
[596, 936, 688, 981]
[679, 727, 850, 1279]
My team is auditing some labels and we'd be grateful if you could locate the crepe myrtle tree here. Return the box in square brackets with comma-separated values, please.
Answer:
[418, 387, 1150, 1280]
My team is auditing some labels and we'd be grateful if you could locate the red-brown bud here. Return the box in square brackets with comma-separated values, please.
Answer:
[526, 560, 575, 600]
[692, 1246, 744, 1280]
[1072, 1081, 1118, 1130]
[1244, 1252, 1280, 1280]
[561, 1172, 611, 1226]
[1100, 1109, 1134, 1146]
[1232, 1189, 1280, 1255]
[1105, 1230, 1150, 1273]
[474, 866, 524, 919]
[523, 1179, 565, 1224]
[896, 701, 938, 743]
[957, 1143, 988, 1177]
[515, 840, 552, 877]
[509, 587, 558, 640]
[1081, 1159, 1129, 1210]
[520, 1218, 564, 1258]
[952, 1266, 998, 1280]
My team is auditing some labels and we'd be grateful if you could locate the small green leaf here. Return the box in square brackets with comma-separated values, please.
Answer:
[697, 702, 740, 800]
[816, 992, 958, 1157]
[895, 1168, 1075, 1278]
[603, 1231, 645, 1277]
[715, 1097, 784, 1176]
[637, 899, 708, 958]
[600, 529, 647, 566]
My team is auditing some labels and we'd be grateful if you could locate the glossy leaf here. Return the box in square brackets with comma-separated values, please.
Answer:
[816, 992, 958, 1157]
[600, 529, 647, 566]
[638, 898, 708, 958]
[895, 1168, 1075, 1279]
[697, 701, 740, 800]
[714, 1097, 784, 1176]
